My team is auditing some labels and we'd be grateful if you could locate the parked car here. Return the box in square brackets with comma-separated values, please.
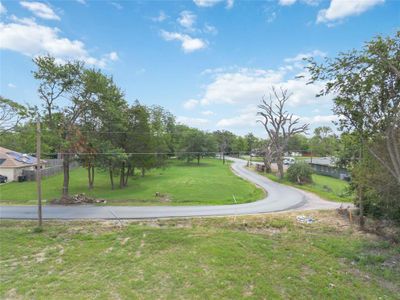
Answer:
[0, 175, 8, 183]
[283, 157, 295, 165]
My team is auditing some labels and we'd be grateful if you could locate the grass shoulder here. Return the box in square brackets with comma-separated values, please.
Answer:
[251, 166, 353, 203]
[1, 210, 398, 299]
[0, 159, 264, 206]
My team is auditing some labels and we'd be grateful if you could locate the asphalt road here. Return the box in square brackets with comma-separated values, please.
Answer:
[0, 158, 342, 220]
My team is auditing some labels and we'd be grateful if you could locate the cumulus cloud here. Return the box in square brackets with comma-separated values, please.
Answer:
[284, 50, 326, 63]
[152, 11, 167, 22]
[193, 0, 233, 8]
[107, 51, 119, 61]
[161, 30, 207, 53]
[0, 2, 7, 14]
[279, 0, 297, 6]
[177, 116, 209, 127]
[204, 23, 218, 35]
[183, 99, 199, 109]
[193, 52, 336, 131]
[300, 114, 338, 124]
[317, 0, 384, 23]
[20, 1, 60, 20]
[201, 110, 215, 116]
[178, 11, 196, 29]
[0, 17, 117, 68]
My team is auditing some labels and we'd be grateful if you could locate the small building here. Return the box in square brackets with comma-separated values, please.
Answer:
[304, 157, 350, 180]
[0, 147, 46, 182]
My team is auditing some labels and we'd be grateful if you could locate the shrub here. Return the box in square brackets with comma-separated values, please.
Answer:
[287, 162, 313, 185]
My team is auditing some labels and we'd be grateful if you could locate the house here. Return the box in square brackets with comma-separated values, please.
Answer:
[0, 147, 46, 182]
[303, 157, 350, 180]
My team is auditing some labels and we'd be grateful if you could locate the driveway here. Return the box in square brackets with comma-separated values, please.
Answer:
[0, 158, 343, 219]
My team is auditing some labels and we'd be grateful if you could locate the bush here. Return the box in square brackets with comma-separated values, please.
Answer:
[287, 162, 313, 185]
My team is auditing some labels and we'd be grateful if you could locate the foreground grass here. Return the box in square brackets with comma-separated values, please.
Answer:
[0, 159, 264, 206]
[1, 211, 398, 299]
[254, 168, 353, 203]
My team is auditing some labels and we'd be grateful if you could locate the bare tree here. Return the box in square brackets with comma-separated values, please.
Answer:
[258, 87, 309, 179]
[262, 140, 276, 173]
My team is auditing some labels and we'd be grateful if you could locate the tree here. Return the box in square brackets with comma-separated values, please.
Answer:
[309, 126, 338, 156]
[307, 31, 400, 225]
[244, 133, 258, 154]
[258, 87, 309, 179]
[213, 130, 235, 164]
[307, 32, 400, 184]
[178, 127, 216, 165]
[0, 96, 28, 135]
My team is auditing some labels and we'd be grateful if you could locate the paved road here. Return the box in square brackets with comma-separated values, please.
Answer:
[0, 158, 342, 220]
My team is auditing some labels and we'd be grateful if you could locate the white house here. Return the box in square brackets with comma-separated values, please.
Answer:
[0, 147, 46, 182]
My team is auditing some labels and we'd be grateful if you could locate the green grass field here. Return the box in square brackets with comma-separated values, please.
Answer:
[255, 168, 353, 203]
[0, 159, 264, 206]
[1, 211, 398, 299]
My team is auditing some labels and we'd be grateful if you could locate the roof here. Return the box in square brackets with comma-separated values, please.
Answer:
[303, 157, 336, 167]
[0, 146, 46, 168]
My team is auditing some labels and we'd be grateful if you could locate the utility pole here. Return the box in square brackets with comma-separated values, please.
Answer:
[36, 118, 42, 227]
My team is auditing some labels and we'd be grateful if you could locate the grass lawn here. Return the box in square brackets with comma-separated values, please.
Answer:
[254, 168, 353, 203]
[1, 211, 398, 299]
[240, 155, 264, 162]
[0, 159, 264, 206]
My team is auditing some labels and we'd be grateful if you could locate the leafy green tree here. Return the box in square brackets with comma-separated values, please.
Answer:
[213, 130, 236, 164]
[309, 126, 339, 157]
[179, 127, 216, 165]
[307, 31, 400, 224]
[0, 96, 28, 135]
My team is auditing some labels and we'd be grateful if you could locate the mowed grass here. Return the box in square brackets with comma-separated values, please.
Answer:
[0, 159, 264, 206]
[1, 211, 399, 299]
[254, 168, 352, 203]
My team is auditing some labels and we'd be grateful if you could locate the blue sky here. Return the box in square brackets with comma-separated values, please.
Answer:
[0, 0, 399, 136]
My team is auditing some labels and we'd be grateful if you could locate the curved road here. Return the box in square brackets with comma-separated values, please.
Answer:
[0, 158, 342, 219]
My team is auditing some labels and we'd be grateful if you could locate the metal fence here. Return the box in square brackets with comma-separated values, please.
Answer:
[23, 161, 80, 181]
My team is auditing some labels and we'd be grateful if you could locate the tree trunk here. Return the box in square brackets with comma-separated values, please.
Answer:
[277, 156, 284, 179]
[62, 154, 70, 196]
[109, 167, 114, 190]
[197, 154, 200, 165]
[91, 165, 94, 188]
[263, 155, 272, 173]
[120, 161, 125, 189]
[141, 167, 145, 177]
[87, 164, 92, 190]
[222, 152, 225, 164]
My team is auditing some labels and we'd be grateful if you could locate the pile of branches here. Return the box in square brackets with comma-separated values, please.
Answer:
[51, 193, 106, 205]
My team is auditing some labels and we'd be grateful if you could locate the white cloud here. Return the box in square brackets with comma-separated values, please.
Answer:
[279, 0, 297, 6]
[161, 30, 207, 53]
[183, 99, 199, 109]
[177, 116, 209, 127]
[195, 55, 335, 131]
[0, 2, 7, 14]
[152, 11, 167, 22]
[20, 1, 60, 21]
[110, 2, 122, 10]
[108, 51, 119, 61]
[7, 83, 16, 88]
[300, 114, 338, 124]
[226, 0, 234, 9]
[178, 11, 196, 29]
[204, 24, 218, 35]
[317, 0, 384, 23]
[284, 50, 326, 63]
[201, 110, 215, 116]
[76, 0, 86, 4]
[0, 17, 116, 68]
[193, 0, 233, 8]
